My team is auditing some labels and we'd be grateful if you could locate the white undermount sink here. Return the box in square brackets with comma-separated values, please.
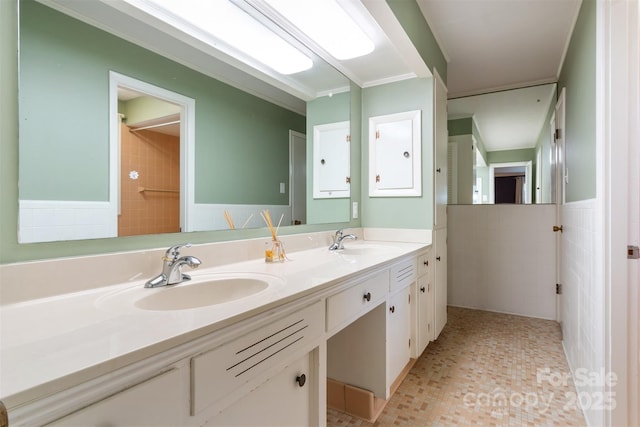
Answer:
[336, 243, 397, 256]
[136, 277, 269, 310]
[96, 273, 283, 312]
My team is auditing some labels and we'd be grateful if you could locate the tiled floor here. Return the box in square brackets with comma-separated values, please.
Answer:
[327, 307, 587, 426]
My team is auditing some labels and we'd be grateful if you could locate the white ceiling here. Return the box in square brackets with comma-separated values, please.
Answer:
[417, 0, 581, 152]
[448, 84, 557, 152]
[417, 0, 582, 98]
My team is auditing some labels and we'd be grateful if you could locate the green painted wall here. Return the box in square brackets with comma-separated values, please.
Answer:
[0, 1, 346, 264]
[386, 0, 447, 82]
[558, 0, 596, 202]
[448, 118, 472, 136]
[19, 0, 304, 205]
[487, 148, 535, 164]
[361, 78, 433, 229]
[306, 91, 351, 224]
[472, 120, 488, 164]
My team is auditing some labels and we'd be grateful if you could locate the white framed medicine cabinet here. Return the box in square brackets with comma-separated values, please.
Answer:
[368, 110, 421, 197]
[313, 121, 351, 199]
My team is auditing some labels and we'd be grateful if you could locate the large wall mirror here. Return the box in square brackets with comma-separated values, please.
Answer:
[447, 83, 558, 205]
[18, 0, 353, 243]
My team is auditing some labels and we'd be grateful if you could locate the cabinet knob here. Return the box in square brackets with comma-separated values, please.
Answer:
[363, 292, 371, 302]
[389, 305, 395, 313]
[420, 286, 426, 293]
[436, 167, 441, 173]
[423, 260, 428, 266]
[436, 256, 441, 261]
[296, 374, 306, 387]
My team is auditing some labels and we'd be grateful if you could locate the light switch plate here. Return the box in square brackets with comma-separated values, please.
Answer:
[279, 182, 285, 193]
[352, 202, 358, 219]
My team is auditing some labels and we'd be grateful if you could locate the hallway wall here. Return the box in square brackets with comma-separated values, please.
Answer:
[447, 204, 556, 319]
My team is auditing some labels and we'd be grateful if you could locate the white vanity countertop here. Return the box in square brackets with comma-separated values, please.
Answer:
[0, 240, 427, 408]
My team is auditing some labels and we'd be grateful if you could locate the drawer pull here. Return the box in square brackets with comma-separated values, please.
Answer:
[296, 374, 306, 387]
[363, 292, 371, 302]
[436, 256, 441, 261]
[389, 305, 395, 314]
[420, 286, 425, 293]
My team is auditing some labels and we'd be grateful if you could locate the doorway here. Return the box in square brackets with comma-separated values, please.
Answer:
[109, 71, 195, 235]
[488, 161, 532, 204]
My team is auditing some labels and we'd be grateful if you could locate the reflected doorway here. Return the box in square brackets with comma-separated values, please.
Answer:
[488, 161, 532, 204]
[109, 71, 196, 236]
[117, 87, 181, 236]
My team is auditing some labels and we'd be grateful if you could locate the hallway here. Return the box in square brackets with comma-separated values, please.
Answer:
[328, 307, 587, 426]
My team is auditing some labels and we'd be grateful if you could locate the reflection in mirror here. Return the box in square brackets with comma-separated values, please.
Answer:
[447, 83, 557, 204]
[113, 72, 192, 237]
[18, 0, 351, 243]
[312, 121, 350, 199]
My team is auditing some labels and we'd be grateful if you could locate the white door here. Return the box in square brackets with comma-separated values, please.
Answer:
[433, 70, 448, 228]
[555, 89, 566, 327]
[290, 131, 306, 225]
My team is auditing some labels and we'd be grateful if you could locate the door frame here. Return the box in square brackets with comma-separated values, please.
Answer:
[599, 0, 639, 424]
[109, 71, 196, 233]
[488, 161, 532, 204]
[554, 89, 566, 325]
[289, 130, 306, 225]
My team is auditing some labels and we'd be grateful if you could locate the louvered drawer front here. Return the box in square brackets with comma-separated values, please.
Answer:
[389, 258, 416, 292]
[191, 300, 323, 415]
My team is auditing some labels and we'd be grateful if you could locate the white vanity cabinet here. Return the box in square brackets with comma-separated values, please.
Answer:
[191, 301, 324, 419]
[206, 351, 318, 426]
[47, 367, 188, 426]
[414, 250, 433, 356]
[327, 257, 417, 407]
[387, 285, 411, 387]
[22, 301, 325, 427]
[434, 228, 448, 339]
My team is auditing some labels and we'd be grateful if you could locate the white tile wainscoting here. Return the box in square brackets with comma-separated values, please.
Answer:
[561, 199, 604, 427]
[447, 204, 557, 320]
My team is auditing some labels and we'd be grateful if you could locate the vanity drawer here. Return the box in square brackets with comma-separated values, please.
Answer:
[326, 269, 389, 333]
[390, 258, 417, 292]
[191, 300, 324, 415]
[417, 251, 430, 276]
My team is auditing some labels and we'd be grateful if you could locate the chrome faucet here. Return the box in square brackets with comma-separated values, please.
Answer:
[145, 243, 201, 288]
[329, 229, 357, 251]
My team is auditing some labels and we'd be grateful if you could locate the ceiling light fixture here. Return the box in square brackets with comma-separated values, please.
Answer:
[263, 0, 375, 60]
[141, 0, 313, 75]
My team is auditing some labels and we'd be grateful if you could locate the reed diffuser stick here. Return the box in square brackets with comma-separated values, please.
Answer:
[241, 213, 254, 229]
[224, 210, 235, 229]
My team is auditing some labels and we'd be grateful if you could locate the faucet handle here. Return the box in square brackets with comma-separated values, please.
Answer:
[164, 243, 192, 261]
[334, 229, 344, 241]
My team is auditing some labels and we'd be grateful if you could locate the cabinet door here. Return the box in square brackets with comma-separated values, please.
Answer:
[47, 368, 185, 426]
[369, 110, 421, 197]
[416, 275, 433, 355]
[387, 286, 411, 387]
[434, 228, 447, 339]
[207, 352, 315, 426]
[434, 71, 448, 228]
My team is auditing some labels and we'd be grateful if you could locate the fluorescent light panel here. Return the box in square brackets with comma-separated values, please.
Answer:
[264, 0, 375, 60]
[144, 0, 313, 75]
